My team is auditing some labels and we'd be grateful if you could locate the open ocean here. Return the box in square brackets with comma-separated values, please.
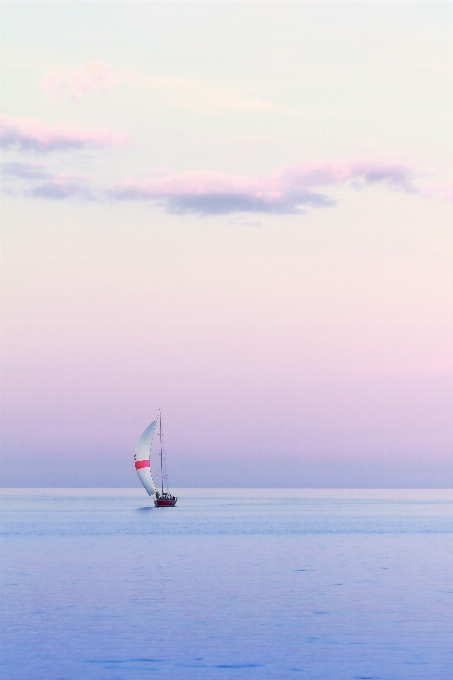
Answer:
[1, 488, 452, 680]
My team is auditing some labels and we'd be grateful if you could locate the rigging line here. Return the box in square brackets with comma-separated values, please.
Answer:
[159, 410, 164, 495]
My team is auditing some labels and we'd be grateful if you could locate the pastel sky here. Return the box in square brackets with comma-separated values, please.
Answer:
[1, 1, 452, 488]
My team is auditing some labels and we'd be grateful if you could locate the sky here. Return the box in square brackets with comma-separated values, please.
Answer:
[1, 1, 452, 488]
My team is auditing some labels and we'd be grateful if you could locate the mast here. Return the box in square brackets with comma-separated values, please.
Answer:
[159, 410, 164, 495]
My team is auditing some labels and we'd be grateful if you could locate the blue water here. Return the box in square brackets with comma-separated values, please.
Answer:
[1, 489, 452, 680]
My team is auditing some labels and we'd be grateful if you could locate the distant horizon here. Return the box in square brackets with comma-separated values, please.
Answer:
[2, 485, 452, 491]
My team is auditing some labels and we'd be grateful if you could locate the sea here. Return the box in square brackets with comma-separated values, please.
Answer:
[1, 488, 452, 680]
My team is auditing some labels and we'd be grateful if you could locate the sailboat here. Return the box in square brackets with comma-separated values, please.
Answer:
[134, 411, 178, 507]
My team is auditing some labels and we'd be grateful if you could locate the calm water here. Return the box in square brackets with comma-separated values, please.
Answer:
[1, 489, 452, 680]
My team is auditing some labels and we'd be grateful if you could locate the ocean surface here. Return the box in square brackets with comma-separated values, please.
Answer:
[1, 489, 452, 680]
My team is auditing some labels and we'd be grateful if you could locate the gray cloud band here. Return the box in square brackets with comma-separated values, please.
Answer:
[109, 187, 336, 215]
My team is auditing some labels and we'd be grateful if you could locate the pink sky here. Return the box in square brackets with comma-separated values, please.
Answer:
[1, 2, 452, 487]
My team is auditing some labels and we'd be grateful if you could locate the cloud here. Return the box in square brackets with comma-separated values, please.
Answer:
[1, 161, 52, 180]
[1, 160, 93, 200]
[421, 182, 453, 201]
[39, 63, 122, 100]
[2, 154, 450, 214]
[39, 62, 292, 114]
[108, 160, 418, 215]
[0, 115, 129, 152]
[30, 180, 93, 200]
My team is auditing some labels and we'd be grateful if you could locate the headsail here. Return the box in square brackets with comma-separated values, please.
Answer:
[134, 419, 157, 496]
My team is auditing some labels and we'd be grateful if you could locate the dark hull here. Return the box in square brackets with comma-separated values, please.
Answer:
[154, 498, 177, 507]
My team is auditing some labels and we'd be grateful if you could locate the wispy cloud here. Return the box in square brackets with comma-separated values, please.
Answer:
[39, 62, 292, 114]
[39, 63, 122, 100]
[1, 161, 52, 181]
[2, 156, 450, 214]
[30, 179, 93, 200]
[109, 160, 419, 215]
[0, 115, 129, 152]
[421, 182, 453, 201]
[1, 160, 93, 200]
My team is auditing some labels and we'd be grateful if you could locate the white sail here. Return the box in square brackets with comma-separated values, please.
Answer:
[134, 419, 157, 496]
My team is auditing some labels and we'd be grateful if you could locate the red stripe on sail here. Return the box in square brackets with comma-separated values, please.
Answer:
[135, 460, 150, 470]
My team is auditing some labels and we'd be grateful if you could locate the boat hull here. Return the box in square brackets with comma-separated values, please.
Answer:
[154, 498, 177, 507]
